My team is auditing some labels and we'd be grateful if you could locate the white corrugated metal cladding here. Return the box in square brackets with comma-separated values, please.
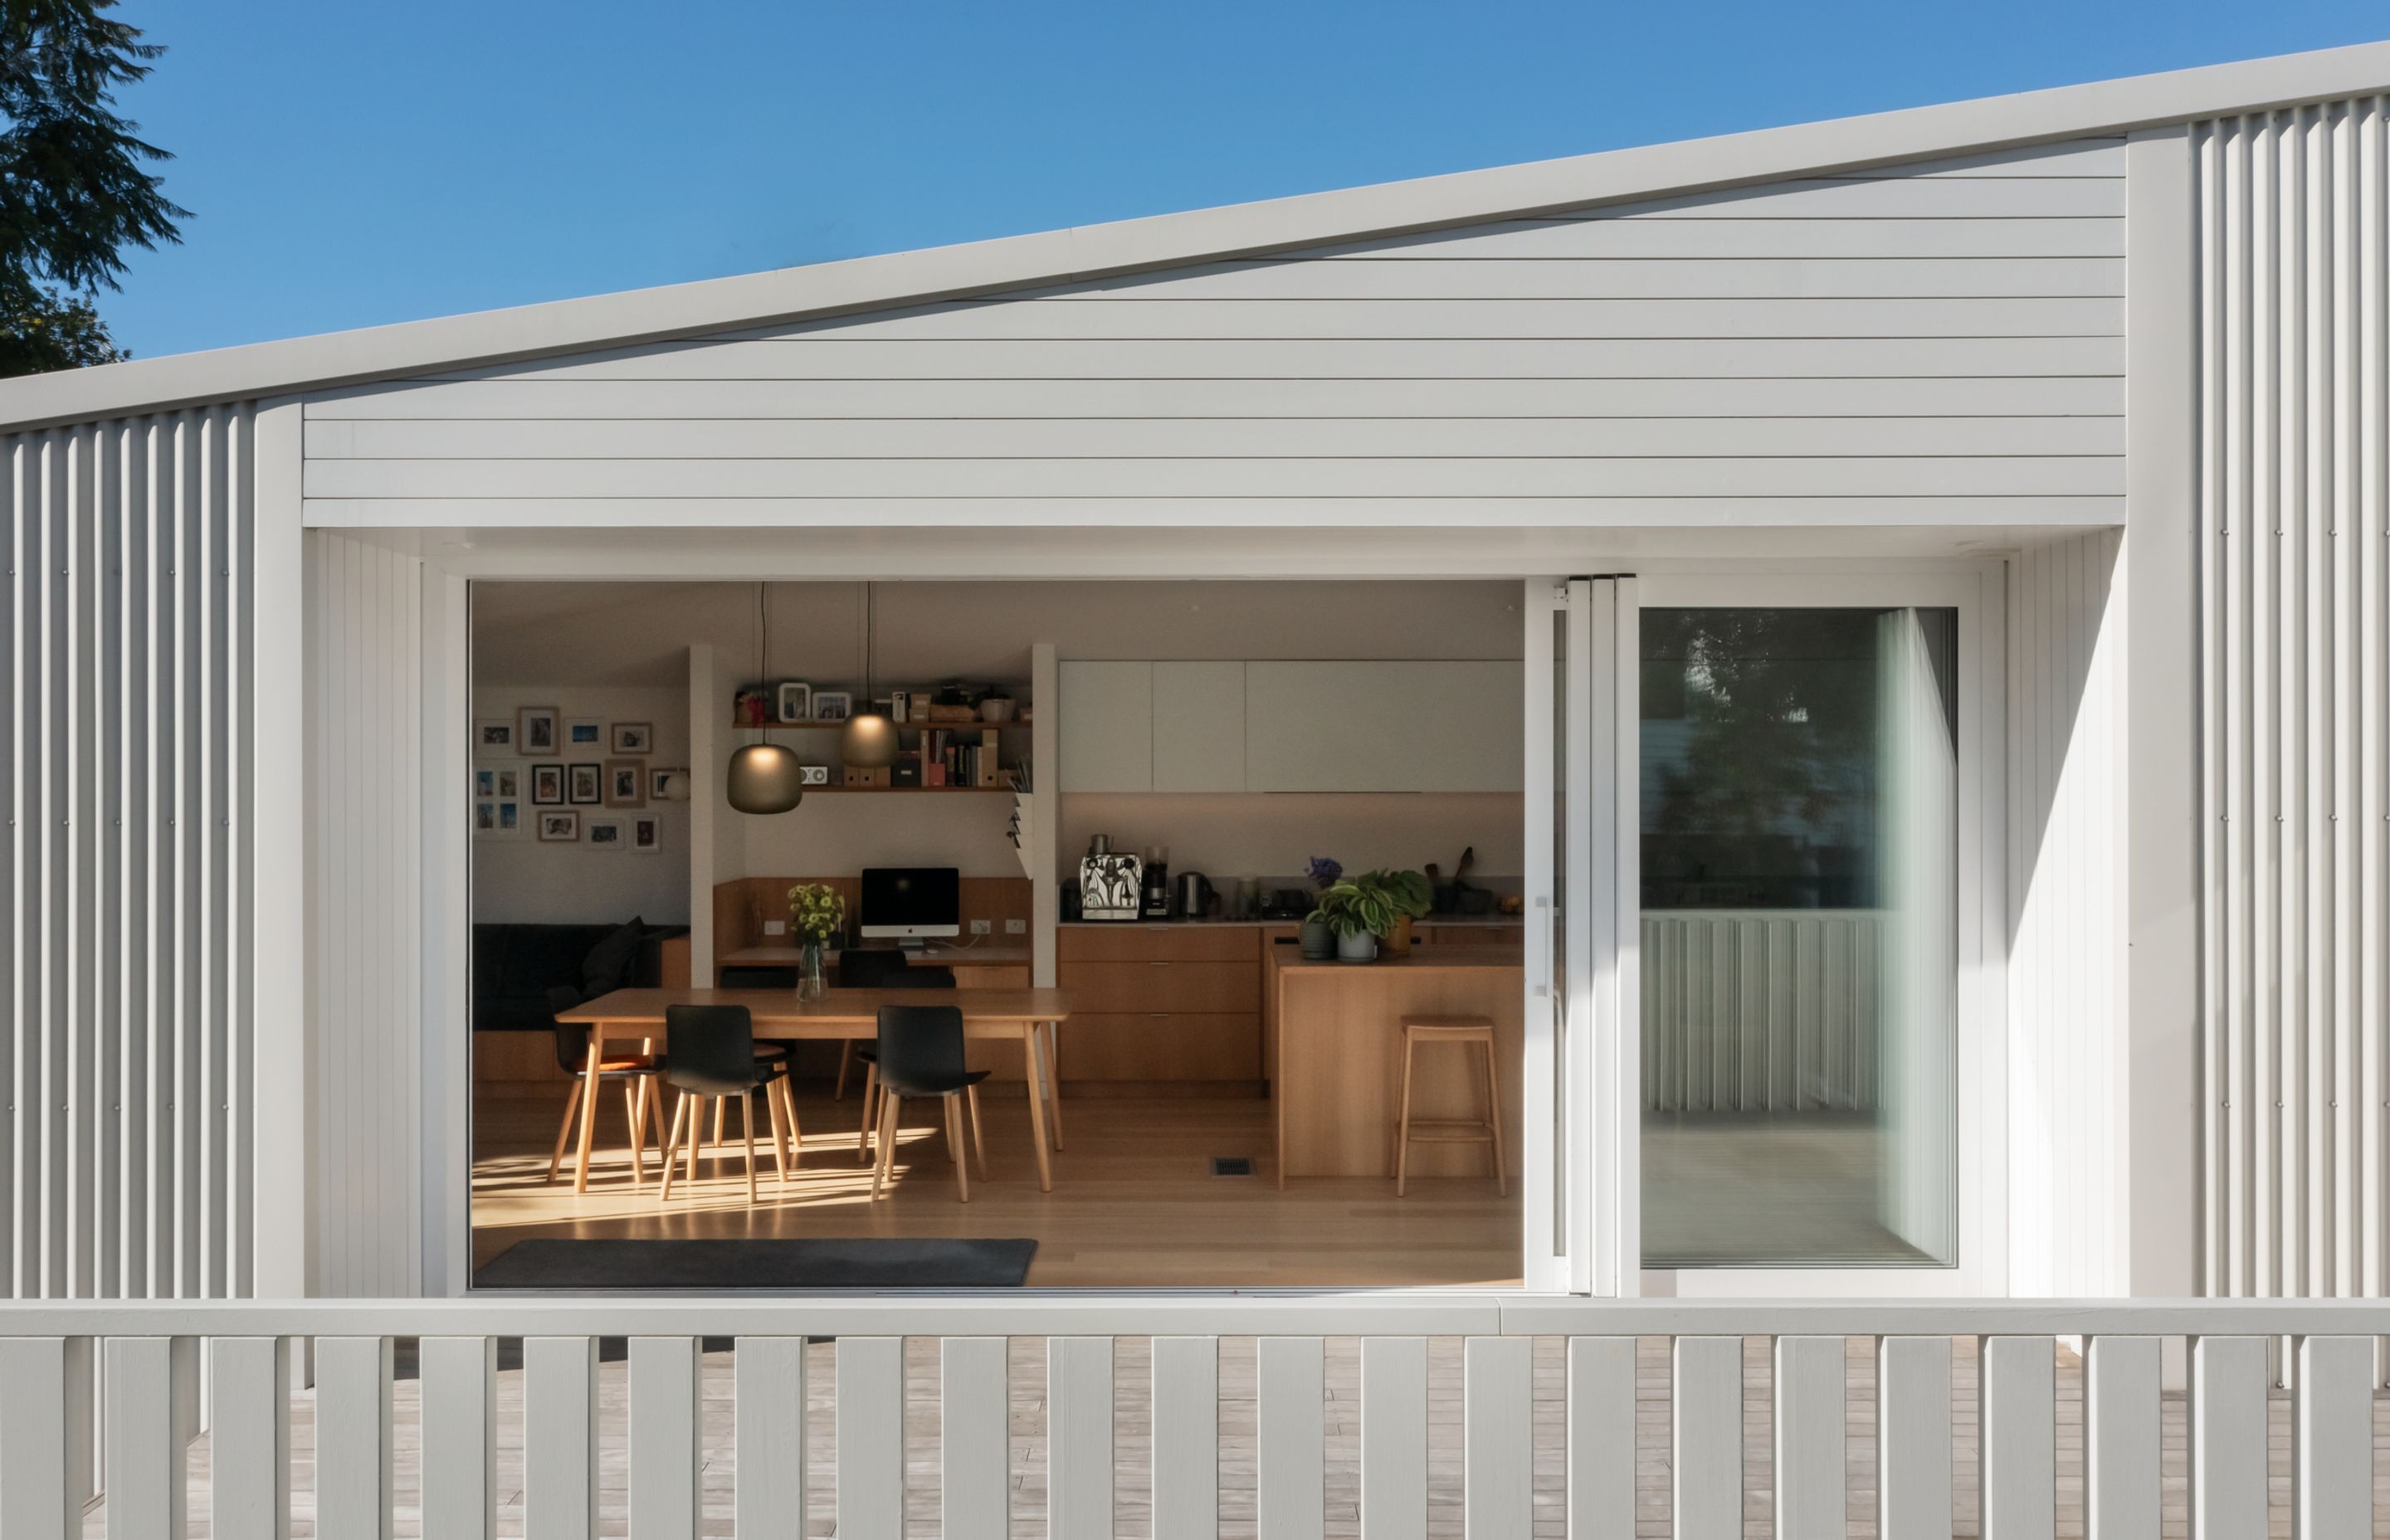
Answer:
[4, 408, 256, 1301]
[2194, 95, 2390, 1304]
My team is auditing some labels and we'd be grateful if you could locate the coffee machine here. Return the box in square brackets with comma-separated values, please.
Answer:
[1140, 846, 1173, 919]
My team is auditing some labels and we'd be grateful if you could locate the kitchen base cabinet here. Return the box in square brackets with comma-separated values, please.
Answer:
[1057, 926, 1264, 1089]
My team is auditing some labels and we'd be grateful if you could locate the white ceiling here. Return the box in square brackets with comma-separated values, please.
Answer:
[471, 579, 1528, 688]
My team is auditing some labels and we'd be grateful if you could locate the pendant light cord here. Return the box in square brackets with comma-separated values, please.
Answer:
[758, 581, 771, 746]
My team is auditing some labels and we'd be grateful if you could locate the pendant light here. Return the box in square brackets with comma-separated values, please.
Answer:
[841, 582, 900, 769]
[726, 582, 805, 814]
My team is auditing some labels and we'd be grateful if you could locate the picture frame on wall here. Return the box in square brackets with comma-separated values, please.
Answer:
[585, 817, 625, 850]
[776, 682, 812, 724]
[538, 810, 578, 842]
[496, 801, 523, 837]
[518, 706, 560, 755]
[649, 768, 678, 801]
[475, 800, 497, 835]
[475, 719, 515, 753]
[604, 760, 646, 808]
[475, 767, 495, 798]
[631, 816, 661, 852]
[565, 718, 605, 749]
[812, 690, 851, 722]
[611, 722, 653, 754]
[531, 763, 566, 805]
[495, 766, 521, 800]
[568, 763, 602, 805]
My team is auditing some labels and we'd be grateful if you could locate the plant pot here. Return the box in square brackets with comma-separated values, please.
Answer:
[1335, 930, 1378, 964]
[1383, 914, 1415, 956]
[1299, 917, 1335, 961]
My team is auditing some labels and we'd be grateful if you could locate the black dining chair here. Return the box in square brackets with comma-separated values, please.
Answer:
[853, 967, 957, 1162]
[832, 949, 910, 1100]
[868, 1002, 990, 1203]
[658, 1003, 796, 1204]
[541, 1021, 664, 1188]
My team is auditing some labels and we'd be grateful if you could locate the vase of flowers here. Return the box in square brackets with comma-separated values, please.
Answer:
[787, 883, 846, 1000]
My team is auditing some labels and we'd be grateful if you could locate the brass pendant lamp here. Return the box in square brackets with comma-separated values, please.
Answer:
[841, 582, 899, 769]
[726, 582, 805, 814]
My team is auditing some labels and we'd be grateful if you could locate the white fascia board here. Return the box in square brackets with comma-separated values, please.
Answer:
[4, 37, 2388, 432]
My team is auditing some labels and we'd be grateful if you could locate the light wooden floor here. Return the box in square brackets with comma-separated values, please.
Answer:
[90, 1334, 2390, 1538]
[471, 1084, 1524, 1289]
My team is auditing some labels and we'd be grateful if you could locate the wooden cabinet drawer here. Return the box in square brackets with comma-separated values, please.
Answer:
[1057, 926, 1260, 963]
[1420, 924, 1524, 949]
[1057, 959, 1261, 1013]
[1057, 1012, 1261, 1081]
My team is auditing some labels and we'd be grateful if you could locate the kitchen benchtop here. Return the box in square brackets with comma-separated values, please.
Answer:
[1058, 917, 1524, 929]
[1275, 947, 1524, 972]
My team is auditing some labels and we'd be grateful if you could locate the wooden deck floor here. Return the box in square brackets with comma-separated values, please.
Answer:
[95, 1334, 2390, 1537]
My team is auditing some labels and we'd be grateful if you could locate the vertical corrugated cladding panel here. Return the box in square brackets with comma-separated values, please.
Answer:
[2194, 96, 2388, 1304]
[302, 531, 422, 1297]
[3, 407, 254, 1300]
[2006, 531, 2126, 1297]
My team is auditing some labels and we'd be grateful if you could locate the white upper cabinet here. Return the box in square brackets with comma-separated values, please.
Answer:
[1244, 661, 1522, 792]
[1151, 662, 1248, 792]
[1058, 661, 1154, 792]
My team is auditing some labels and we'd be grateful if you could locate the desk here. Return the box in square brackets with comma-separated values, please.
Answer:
[558, 987, 1072, 1194]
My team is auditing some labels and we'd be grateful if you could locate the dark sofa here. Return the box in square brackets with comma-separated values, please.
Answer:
[472, 921, 690, 1033]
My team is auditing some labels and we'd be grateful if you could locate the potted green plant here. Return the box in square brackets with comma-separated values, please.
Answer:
[1298, 856, 1343, 959]
[786, 882, 846, 999]
[1309, 870, 1418, 963]
[1354, 869, 1433, 955]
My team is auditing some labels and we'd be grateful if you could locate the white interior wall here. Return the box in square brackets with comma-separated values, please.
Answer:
[467, 685, 692, 924]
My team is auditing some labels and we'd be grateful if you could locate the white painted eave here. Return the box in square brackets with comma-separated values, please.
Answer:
[4, 37, 2388, 432]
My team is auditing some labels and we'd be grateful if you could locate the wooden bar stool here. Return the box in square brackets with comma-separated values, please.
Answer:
[1394, 1014, 1505, 1197]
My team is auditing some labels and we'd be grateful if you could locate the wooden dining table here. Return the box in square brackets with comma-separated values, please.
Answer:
[554, 987, 1073, 1195]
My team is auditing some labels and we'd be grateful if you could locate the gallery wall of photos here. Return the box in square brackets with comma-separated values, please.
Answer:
[472, 705, 683, 855]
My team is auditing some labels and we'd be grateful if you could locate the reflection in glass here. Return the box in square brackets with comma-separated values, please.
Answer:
[1639, 608, 1958, 1267]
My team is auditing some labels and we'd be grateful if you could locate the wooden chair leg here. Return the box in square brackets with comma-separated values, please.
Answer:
[835, 1040, 854, 1100]
[1394, 1032, 1417, 1198]
[762, 1076, 792, 1183]
[659, 1091, 690, 1201]
[856, 1064, 879, 1163]
[944, 1096, 971, 1204]
[778, 1077, 803, 1163]
[1482, 1039, 1507, 1198]
[739, 1090, 759, 1206]
[622, 1082, 646, 1189]
[711, 1097, 726, 1153]
[964, 1084, 990, 1180]
[685, 1095, 705, 1186]
[545, 1079, 582, 1184]
[871, 1093, 901, 1201]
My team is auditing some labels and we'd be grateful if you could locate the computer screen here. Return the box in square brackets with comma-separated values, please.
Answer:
[858, 866, 962, 939]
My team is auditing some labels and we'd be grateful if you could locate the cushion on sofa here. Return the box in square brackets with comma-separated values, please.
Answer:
[580, 916, 648, 997]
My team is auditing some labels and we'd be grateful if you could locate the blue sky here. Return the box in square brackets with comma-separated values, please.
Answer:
[101, 1, 2388, 359]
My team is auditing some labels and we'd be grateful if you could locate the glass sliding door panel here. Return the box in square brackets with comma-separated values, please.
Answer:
[1638, 607, 1958, 1268]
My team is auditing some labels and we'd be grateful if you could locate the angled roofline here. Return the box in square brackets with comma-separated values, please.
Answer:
[6, 37, 2389, 433]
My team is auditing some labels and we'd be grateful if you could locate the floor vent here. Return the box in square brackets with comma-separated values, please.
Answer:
[1211, 1157, 1256, 1178]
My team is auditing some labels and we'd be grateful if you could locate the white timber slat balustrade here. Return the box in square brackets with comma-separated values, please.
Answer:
[939, 1337, 1007, 1540]
[1565, 1336, 1635, 1538]
[0, 1338, 71, 1540]
[104, 1336, 190, 1540]
[1360, 1336, 1427, 1540]
[1050, 1336, 1115, 1539]
[1151, 1335, 1219, 1540]
[1978, 1336, 2056, 1540]
[421, 1336, 498, 1540]
[2085, 1336, 2160, 1540]
[837, 1336, 905, 1540]
[523, 1336, 598, 1540]
[315, 1336, 393, 1540]
[629, 1336, 700, 1540]
[1773, 1335, 1846, 1540]
[1464, 1336, 1533, 1540]
[1673, 1336, 1743, 1540]
[1257, 1335, 1326, 1540]
[2190, 1335, 2267, 1540]
[210, 1335, 290, 1540]
[2295, 1336, 2373, 1540]
[1879, 1336, 1955, 1540]
[736, 1335, 807, 1540]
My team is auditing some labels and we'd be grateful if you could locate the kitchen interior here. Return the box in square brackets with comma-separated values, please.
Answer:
[468, 579, 1526, 1288]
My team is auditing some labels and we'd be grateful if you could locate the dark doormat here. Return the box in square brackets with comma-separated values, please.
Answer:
[473, 1237, 1039, 1290]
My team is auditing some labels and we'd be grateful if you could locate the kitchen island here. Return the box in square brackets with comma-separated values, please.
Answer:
[1272, 947, 1524, 1185]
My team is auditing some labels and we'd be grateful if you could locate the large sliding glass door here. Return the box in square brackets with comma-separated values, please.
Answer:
[1548, 570, 1997, 1296]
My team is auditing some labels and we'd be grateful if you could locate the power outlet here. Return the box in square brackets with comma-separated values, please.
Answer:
[969, 919, 993, 935]
[1004, 918, 1027, 934]
[762, 919, 787, 937]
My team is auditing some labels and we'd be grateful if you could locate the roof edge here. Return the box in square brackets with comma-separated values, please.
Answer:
[6, 37, 2388, 432]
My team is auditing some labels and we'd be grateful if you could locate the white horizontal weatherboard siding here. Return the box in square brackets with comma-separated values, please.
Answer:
[304, 143, 2124, 529]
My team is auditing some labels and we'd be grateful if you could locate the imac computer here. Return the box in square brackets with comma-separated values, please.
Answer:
[858, 866, 962, 943]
